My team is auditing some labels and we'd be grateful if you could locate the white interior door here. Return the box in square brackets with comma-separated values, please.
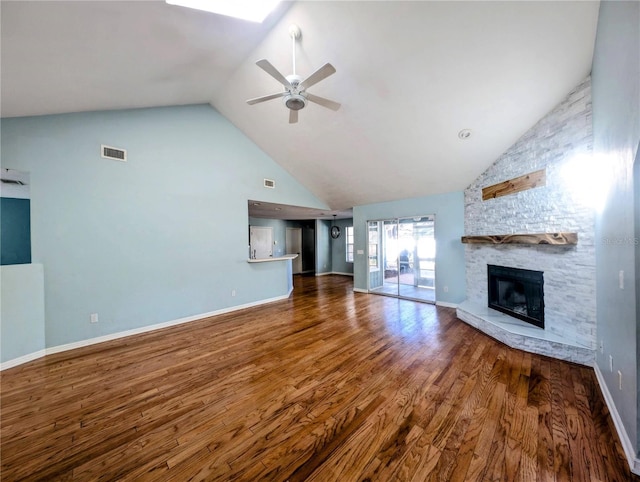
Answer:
[286, 228, 303, 274]
[249, 226, 273, 259]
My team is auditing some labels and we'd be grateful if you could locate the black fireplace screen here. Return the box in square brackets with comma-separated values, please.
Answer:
[487, 265, 544, 328]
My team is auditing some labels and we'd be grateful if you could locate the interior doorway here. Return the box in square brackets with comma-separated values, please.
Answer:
[367, 216, 436, 303]
[286, 227, 303, 274]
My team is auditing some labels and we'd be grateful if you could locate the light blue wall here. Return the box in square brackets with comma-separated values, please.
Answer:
[331, 218, 354, 275]
[0, 104, 328, 350]
[592, 0, 640, 455]
[353, 191, 465, 304]
[316, 219, 332, 274]
[1, 264, 45, 363]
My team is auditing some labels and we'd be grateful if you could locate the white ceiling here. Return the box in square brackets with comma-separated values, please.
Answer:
[1, 1, 600, 211]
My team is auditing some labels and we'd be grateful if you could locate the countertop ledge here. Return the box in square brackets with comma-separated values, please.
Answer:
[247, 254, 298, 263]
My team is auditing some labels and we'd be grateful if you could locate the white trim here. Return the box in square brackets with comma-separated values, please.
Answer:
[593, 363, 640, 475]
[331, 272, 354, 277]
[436, 301, 458, 308]
[0, 349, 47, 371]
[247, 254, 297, 263]
[353, 288, 369, 293]
[0, 293, 292, 371]
[315, 272, 332, 276]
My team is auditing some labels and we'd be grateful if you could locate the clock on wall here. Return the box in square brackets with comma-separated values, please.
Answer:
[331, 225, 341, 239]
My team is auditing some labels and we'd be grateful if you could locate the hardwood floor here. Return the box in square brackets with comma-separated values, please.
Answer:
[1, 274, 636, 481]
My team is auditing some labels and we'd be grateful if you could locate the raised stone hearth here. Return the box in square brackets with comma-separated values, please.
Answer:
[456, 301, 593, 365]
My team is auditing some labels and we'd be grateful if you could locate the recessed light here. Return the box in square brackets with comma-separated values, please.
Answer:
[252, 202, 261, 206]
[458, 129, 472, 140]
[165, 0, 281, 23]
[275, 207, 282, 211]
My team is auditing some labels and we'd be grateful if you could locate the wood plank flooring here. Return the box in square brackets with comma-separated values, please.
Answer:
[1, 274, 636, 481]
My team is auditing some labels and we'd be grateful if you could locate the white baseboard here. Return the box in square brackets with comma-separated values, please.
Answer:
[330, 272, 354, 277]
[0, 349, 47, 371]
[315, 272, 331, 276]
[353, 288, 369, 293]
[593, 363, 640, 475]
[436, 301, 458, 308]
[1, 292, 293, 371]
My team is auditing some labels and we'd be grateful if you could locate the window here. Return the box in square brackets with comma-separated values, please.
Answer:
[345, 226, 354, 262]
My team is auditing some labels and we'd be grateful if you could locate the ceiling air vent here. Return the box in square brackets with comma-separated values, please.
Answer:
[101, 144, 127, 162]
[263, 178, 275, 189]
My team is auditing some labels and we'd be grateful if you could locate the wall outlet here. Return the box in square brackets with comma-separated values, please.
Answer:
[90, 313, 99, 323]
[619, 270, 624, 289]
[443, 285, 449, 293]
[618, 370, 623, 390]
[231, 289, 236, 297]
[609, 355, 613, 372]
[599, 340, 604, 354]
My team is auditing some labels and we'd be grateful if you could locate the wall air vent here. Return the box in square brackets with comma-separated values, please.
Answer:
[0, 179, 26, 185]
[101, 144, 127, 162]
[263, 178, 275, 189]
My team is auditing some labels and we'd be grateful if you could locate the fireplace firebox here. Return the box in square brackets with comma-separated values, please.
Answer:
[487, 265, 544, 328]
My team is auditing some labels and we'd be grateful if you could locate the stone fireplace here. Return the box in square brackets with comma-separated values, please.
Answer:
[456, 77, 596, 365]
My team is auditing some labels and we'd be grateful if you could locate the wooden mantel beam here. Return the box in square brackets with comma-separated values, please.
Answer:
[461, 232, 578, 245]
[482, 169, 546, 200]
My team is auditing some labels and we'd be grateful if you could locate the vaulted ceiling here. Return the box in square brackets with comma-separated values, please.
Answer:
[1, 1, 599, 210]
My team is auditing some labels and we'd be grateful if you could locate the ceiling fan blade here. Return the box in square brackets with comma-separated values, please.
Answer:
[299, 63, 336, 90]
[289, 109, 298, 124]
[246, 91, 287, 105]
[256, 59, 292, 89]
[305, 93, 341, 111]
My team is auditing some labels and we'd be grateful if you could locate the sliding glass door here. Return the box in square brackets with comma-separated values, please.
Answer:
[367, 216, 435, 303]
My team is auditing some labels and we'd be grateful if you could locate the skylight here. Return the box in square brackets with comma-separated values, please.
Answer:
[165, 0, 281, 23]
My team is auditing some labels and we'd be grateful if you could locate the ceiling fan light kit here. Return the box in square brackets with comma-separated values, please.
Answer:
[284, 94, 306, 111]
[246, 24, 341, 124]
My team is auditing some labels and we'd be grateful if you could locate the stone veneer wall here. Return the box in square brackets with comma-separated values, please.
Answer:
[464, 77, 596, 351]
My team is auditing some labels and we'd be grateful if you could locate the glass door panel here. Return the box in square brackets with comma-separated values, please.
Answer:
[398, 216, 435, 302]
[381, 219, 399, 296]
[368, 215, 435, 303]
[367, 221, 383, 290]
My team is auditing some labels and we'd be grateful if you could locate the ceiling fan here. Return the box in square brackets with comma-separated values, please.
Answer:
[246, 24, 340, 124]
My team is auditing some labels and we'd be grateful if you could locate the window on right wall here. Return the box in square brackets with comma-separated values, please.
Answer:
[345, 226, 354, 263]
